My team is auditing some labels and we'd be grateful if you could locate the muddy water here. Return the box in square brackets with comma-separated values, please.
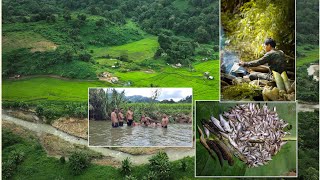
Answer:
[2, 113, 195, 165]
[89, 121, 192, 147]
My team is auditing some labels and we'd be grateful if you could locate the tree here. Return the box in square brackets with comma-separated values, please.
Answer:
[46, 14, 56, 23]
[78, 52, 91, 62]
[77, 14, 87, 21]
[61, 50, 73, 62]
[96, 19, 105, 28]
[195, 26, 210, 43]
[63, 12, 71, 22]
[89, 88, 107, 120]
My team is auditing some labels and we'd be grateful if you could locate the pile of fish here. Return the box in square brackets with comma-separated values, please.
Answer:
[199, 103, 290, 168]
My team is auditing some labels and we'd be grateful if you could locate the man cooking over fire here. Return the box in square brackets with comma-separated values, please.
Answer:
[239, 38, 286, 81]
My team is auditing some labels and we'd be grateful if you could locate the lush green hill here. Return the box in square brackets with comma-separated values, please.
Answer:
[2, 1, 220, 109]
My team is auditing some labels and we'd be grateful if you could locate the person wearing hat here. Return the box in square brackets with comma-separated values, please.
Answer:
[239, 38, 286, 81]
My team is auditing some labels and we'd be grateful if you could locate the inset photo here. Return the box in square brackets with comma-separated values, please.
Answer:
[195, 101, 297, 177]
[89, 88, 193, 147]
[220, 0, 295, 101]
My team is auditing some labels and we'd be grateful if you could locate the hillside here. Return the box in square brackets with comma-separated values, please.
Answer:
[2, 0, 219, 102]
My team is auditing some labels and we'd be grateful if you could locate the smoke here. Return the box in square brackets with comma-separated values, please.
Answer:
[220, 27, 247, 76]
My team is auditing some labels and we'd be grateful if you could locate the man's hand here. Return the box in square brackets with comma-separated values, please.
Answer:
[239, 61, 245, 67]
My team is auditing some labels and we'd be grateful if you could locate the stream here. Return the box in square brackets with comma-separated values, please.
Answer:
[2, 113, 195, 165]
[89, 121, 192, 146]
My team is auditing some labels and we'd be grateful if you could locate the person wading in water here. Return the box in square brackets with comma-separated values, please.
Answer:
[126, 107, 134, 126]
[111, 108, 119, 128]
[161, 114, 169, 128]
[118, 108, 124, 126]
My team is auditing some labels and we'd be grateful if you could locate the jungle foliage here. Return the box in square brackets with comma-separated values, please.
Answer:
[221, 0, 295, 60]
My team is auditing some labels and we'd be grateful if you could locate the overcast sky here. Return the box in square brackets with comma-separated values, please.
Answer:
[104, 88, 192, 102]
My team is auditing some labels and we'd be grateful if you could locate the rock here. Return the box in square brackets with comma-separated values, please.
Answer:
[233, 77, 245, 85]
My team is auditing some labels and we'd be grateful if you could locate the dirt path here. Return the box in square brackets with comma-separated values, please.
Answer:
[2, 113, 195, 165]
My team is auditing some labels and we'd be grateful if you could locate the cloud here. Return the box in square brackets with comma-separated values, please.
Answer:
[103, 88, 192, 102]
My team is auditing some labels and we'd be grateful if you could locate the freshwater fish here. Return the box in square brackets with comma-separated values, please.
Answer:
[219, 114, 232, 132]
[210, 116, 225, 132]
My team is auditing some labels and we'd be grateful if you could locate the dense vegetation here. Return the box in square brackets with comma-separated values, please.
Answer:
[2, 0, 220, 110]
[298, 111, 319, 179]
[2, 0, 219, 78]
[295, 0, 319, 179]
[296, 0, 319, 103]
[221, 0, 295, 60]
[296, 0, 319, 45]
[2, 128, 194, 179]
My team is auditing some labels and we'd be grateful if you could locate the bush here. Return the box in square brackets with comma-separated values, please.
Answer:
[119, 53, 130, 62]
[60, 156, 66, 164]
[179, 158, 188, 172]
[2, 160, 17, 179]
[126, 63, 141, 71]
[78, 53, 92, 62]
[121, 157, 133, 176]
[68, 151, 91, 175]
[2, 129, 23, 148]
[2, 151, 25, 180]
[304, 46, 312, 51]
[148, 151, 171, 180]
[42, 109, 57, 124]
[35, 105, 44, 117]
[142, 171, 157, 180]
[124, 175, 138, 180]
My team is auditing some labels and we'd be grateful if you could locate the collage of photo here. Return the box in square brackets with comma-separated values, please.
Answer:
[2, 0, 318, 179]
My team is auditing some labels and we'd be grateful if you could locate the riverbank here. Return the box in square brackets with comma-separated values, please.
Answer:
[2, 113, 195, 165]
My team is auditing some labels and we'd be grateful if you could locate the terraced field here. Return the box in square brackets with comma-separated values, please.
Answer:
[3, 60, 219, 102]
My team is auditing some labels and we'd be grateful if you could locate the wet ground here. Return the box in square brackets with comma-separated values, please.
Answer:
[89, 121, 193, 147]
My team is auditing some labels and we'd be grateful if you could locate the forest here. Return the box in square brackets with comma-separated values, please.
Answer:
[295, 0, 319, 179]
[221, 0, 295, 60]
[2, 0, 219, 73]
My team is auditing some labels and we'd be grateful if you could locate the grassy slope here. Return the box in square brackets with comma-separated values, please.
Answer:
[2, 31, 56, 53]
[3, 128, 195, 180]
[2, 78, 110, 102]
[91, 36, 158, 61]
[2, 61, 219, 101]
[297, 45, 319, 66]
[2, 60, 219, 101]
[2, 14, 219, 102]
[115, 60, 220, 100]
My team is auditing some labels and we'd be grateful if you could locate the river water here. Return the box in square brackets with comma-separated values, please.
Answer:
[2, 113, 195, 164]
[89, 121, 193, 147]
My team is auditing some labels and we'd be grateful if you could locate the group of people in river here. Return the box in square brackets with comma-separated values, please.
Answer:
[110, 107, 169, 128]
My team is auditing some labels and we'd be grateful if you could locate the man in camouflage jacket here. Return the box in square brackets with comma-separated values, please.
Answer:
[239, 38, 286, 81]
